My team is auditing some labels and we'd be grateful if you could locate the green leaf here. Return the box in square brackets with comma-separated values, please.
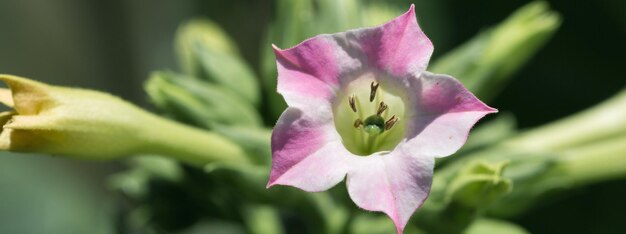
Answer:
[260, 0, 315, 121]
[361, 3, 404, 27]
[175, 19, 238, 76]
[464, 218, 529, 234]
[410, 160, 513, 233]
[242, 205, 285, 234]
[459, 113, 517, 154]
[316, 0, 361, 33]
[175, 19, 260, 106]
[212, 125, 271, 165]
[350, 213, 426, 234]
[193, 43, 260, 106]
[145, 71, 262, 128]
[108, 156, 183, 199]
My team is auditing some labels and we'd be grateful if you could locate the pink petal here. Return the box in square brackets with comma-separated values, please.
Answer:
[274, 38, 341, 109]
[358, 4, 433, 77]
[267, 108, 351, 191]
[406, 72, 497, 157]
[274, 4, 434, 110]
[346, 145, 434, 234]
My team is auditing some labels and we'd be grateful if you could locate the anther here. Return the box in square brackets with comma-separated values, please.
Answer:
[385, 115, 398, 130]
[369, 81, 379, 102]
[376, 102, 388, 116]
[354, 119, 364, 128]
[348, 94, 357, 112]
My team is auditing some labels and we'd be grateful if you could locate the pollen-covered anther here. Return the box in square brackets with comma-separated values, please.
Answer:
[369, 81, 379, 102]
[377, 102, 388, 116]
[385, 115, 399, 130]
[348, 94, 357, 112]
[354, 119, 364, 128]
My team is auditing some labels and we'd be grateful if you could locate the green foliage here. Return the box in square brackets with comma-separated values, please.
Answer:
[464, 218, 529, 234]
[446, 161, 512, 209]
[430, 1, 561, 101]
[145, 71, 271, 165]
[409, 160, 512, 233]
[242, 205, 285, 234]
[211, 125, 272, 165]
[431, 89, 626, 218]
[146, 71, 262, 128]
[176, 19, 260, 106]
[109, 156, 183, 199]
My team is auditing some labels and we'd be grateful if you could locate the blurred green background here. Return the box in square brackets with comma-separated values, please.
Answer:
[0, 0, 624, 233]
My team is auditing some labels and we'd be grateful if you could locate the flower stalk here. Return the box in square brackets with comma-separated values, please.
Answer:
[503, 89, 626, 151]
[136, 113, 250, 167]
[558, 135, 626, 185]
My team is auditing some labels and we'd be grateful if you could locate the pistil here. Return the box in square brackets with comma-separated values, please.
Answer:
[336, 78, 405, 155]
[351, 82, 399, 136]
[363, 115, 386, 135]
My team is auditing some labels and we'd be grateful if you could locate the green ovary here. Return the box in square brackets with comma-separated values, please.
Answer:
[363, 115, 385, 135]
[332, 73, 407, 156]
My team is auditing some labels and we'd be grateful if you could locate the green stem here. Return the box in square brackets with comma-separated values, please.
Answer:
[503, 89, 626, 151]
[139, 114, 250, 167]
[484, 135, 626, 217]
[558, 135, 626, 186]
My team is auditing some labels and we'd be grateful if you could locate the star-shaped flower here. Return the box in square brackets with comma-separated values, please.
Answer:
[267, 5, 496, 233]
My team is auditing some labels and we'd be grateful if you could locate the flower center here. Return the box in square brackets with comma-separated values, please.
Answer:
[333, 73, 407, 156]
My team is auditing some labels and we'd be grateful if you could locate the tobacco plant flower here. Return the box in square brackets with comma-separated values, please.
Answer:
[267, 5, 496, 233]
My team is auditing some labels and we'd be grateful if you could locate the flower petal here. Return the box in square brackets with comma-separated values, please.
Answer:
[406, 72, 497, 157]
[267, 108, 351, 191]
[274, 37, 341, 109]
[346, 146, 434, 234]
[0, 88, 14, 107]
[274, 4, 434, 110]
[357, 4, 433, 77]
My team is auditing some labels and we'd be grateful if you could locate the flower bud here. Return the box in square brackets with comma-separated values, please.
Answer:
[0, 75, 248, 166]
[446, 161, 512, 208]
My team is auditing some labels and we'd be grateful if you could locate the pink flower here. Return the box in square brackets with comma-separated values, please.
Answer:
[267, 5, 496, 233]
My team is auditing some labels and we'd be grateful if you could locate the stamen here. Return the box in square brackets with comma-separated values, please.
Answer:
[348, 94, 357, 112]
[376, 102, 388, 116]
[354, 119, 364, 128]
[385, 115, 398, 130]
[369, 81, 379, 102]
